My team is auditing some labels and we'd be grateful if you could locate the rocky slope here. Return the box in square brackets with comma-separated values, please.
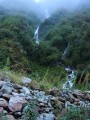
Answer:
[0, 72, 90, 120]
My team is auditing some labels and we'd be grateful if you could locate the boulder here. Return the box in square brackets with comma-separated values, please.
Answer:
[0, 98, 8, 107]
[1, 83, 13, 94]
[21, 77, 32, 85]
[6, 115, 15, 120]
[21, 87, 30, 94]
[9, 96, 27, 112]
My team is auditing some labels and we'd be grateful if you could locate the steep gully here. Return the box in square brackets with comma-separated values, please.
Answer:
[34, 9, 75, 90]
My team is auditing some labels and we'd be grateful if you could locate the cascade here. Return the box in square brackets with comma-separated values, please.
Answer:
[62, 68, 75, 89]
[34, 9, 50, 44]
[34, 27, 39, 44]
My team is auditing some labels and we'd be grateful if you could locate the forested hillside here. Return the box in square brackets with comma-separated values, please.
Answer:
[39, 5, 90, 68]
[0, 8, 40, 72]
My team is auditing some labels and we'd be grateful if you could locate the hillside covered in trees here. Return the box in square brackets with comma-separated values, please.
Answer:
[0, 7, 40, 72]
[38, 4, 90, 68]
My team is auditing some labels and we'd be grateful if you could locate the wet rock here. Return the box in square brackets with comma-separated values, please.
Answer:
[0, 98, 8, 107]
[9, 96, 27, 112]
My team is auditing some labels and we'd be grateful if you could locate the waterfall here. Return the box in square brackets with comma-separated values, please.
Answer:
[34, 27, 39, 44]
[45, 9, 50, 19]
[62, 68, 75, 90]
[34, 9, 49, 44]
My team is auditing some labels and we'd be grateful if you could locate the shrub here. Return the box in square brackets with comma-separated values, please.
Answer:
[24, 101, 38, 120]
[57, 107, 90, 120]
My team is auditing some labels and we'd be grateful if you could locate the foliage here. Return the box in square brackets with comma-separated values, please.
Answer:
[39, 5, 90, 67]
[57, 107, 90, 120]
[74, 65, 90, 90]
[0, 69, 26, 84]
[29, 61, 66, 90]
[0, 39, 31, 72]
[24, 101, 38, 120]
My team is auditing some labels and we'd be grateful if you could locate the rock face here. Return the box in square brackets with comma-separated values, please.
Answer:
[0, 75, 90, 120]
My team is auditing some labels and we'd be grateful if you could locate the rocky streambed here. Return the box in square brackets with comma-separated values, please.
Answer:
[0, 73, 90, 120]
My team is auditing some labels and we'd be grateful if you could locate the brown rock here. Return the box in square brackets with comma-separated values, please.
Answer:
[49, 87, 59, 96]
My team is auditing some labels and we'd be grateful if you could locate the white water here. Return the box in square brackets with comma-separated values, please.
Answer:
[63, 68, 75, 89]
[34, 27, 39, 44]
[34, 9, 50, 44]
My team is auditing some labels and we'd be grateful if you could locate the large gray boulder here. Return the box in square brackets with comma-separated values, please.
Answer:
[9, 96, 27, 112]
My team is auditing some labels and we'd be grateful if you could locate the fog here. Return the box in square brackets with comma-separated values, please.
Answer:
[0, 0, 89, 20]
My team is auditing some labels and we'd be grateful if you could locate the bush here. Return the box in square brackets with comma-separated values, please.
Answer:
[58, 107, 90, 120]
[24, 101, 38, 120]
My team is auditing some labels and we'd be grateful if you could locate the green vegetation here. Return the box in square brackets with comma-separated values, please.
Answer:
[0, 4, 90, 91]
[75, 65, 90, 91]
[29, 61, 66, 90]
[57, 107, 90, 120]
[24, 101, 38, 120]
[39, 5, 90, 67]
[0, 9, 39, 72]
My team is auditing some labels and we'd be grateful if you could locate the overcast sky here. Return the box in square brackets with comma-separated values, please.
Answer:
[0, 0, 89, 19]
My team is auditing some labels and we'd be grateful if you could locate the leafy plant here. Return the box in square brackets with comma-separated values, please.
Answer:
[24, 101, 38, 120]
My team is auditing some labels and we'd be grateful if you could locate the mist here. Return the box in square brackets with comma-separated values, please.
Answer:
[0, 0, 89, 20]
